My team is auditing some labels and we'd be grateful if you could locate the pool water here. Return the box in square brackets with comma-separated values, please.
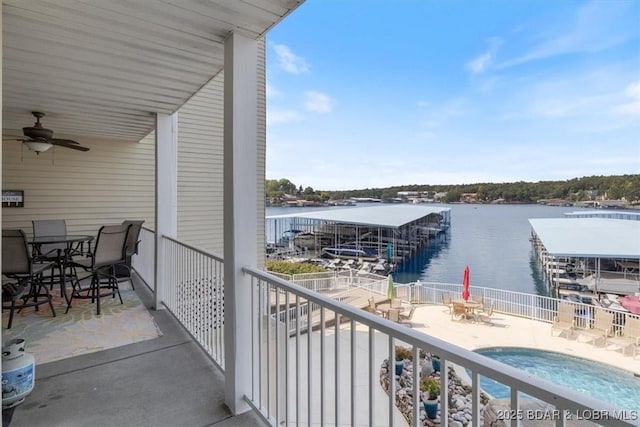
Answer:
[475, 347, 640, 411]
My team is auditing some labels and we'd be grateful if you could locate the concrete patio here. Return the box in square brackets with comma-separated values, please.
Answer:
[408, 303, 640, 376]
[7, 275, 266, 427]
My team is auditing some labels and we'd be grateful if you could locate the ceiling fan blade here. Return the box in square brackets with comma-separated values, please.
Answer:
[51, 139, 90, 151]
[51, 138, 80, 145]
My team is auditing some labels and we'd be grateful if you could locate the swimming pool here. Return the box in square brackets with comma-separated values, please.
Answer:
[475, 347, 640, 411]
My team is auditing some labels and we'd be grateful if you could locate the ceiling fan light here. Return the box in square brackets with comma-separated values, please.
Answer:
[24, 141, 53, 154]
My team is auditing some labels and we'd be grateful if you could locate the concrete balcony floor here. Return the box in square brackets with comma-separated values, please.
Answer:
[7, 275, 265, 427]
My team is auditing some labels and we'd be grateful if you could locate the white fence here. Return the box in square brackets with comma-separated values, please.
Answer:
[244, 267, 637, 427]
[394, 281, 636, 334]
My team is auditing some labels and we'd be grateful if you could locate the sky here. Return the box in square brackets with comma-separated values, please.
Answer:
[265, 0, 640, 191]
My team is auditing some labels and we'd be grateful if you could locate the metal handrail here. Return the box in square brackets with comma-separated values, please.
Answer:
[244, 266, 636, 427]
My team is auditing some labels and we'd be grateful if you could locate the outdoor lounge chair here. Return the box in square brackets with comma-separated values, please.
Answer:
[577, 309, 613, 346]
[471, 295, 484, 310]
[388, 307, 401, 322]
[477, 302, 494, 324]
[367, 297, 383, 316]
[442, 292, 453, 314]
[451, 301, 467, 321]
[551, 303, 575, 338]
[398, 305, 416, 326]
[606, 316, 640, 356]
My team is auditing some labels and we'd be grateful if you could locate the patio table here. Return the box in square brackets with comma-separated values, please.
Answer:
[376, 302, 410, 319]
[453, 299, 481, 321]
[30, 235, 94, 305]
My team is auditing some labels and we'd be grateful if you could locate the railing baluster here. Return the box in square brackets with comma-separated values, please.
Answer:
[295, 295, 301, 427]
[350, 319, 356, 427]
[368, 327, 374, 427]
[510, 387, 519, 427]
[388, 335, 395, 427]
[472, 370, 480, 426]
[307, 299, 312, 427]
[441, 358, 449, 427]
[335, 312, 340, 427]
[320, 307, 326, 427]
[275, 284, 281, 424]
[412, 346, 419, 425]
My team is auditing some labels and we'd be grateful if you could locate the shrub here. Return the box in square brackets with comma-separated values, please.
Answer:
[265, 260, 326, 275]
[395, 345, 413, 361]
[420, 377, 440, 400]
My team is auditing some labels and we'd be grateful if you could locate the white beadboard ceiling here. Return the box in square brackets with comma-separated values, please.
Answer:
[2, 0, 302, 142]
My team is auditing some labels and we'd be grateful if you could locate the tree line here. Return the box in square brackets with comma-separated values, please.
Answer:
[266, 174, 640, 204]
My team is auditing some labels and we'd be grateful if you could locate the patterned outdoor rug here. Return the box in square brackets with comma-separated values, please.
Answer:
[2, 283, 163, 365]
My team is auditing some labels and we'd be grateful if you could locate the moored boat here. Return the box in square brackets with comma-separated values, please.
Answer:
[321, 245, 379, 262]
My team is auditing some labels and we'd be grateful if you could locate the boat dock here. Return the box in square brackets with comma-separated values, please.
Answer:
[529, 217, 640, 297]
[266, 204, 451, 265]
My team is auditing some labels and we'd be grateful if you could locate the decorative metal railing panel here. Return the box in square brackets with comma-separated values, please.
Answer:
[244, 267, 636, 427]
[162, 236, 225, 367]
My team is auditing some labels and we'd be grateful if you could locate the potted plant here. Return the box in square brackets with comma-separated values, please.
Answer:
[394, 345, 412, 375]
[431, 354, 441, 372]
[420, 377, 440, 420]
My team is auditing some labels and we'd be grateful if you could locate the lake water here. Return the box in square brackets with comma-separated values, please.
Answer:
[266, 203, 575, 296]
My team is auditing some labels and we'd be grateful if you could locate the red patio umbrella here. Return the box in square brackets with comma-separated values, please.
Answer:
[462, 265, 470, 301]
[620, 295, 640, 315]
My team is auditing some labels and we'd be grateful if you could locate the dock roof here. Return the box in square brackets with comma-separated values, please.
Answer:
[528, 218, 640, 259]
[267, 205, 450, 228]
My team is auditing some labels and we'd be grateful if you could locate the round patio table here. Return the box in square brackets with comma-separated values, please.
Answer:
[453, 299, 481, 321]
[30, 235, 94, 304]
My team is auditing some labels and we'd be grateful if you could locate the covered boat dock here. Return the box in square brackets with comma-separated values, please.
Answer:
[267, 204, 451, 263]
[529, 218, 640, 296]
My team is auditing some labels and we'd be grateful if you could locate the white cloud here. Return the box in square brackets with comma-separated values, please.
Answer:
[496, 2, 635, 70]
[304, 91, 333, 113]
[273, 44, 309, 74]
[267, 109, 303, 126]
[611, 81, 640, 116]
[467, 37, 502, 74]
[626, 81, 640, 99]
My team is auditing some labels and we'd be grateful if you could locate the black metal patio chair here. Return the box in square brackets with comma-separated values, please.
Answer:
[66, 224, 131, 315]
[2, 229, 56, 328]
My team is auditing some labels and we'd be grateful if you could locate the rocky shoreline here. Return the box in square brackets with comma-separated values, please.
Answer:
[380, 351, 491, 426]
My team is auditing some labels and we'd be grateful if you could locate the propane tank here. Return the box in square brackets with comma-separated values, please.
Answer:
[2, 339, 35, 408]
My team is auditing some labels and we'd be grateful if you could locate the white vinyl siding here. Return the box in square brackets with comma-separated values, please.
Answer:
[176, 72, 224, 255]
[1, 134, 155, 237]
[256, 38, 266, 267]
[176, 37, 266, 263]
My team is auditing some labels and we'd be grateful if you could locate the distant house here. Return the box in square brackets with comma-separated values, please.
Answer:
[397, 191, 419, 197]
[461, 193, 478, 203]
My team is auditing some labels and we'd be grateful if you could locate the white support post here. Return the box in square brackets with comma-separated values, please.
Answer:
[0, 1, 4, 355]
[154, 112, 178, 310]
[223, 32, 258, 414]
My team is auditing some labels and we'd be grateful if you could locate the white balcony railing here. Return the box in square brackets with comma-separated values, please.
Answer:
[243, 267, 637, 427]
[161, 236, 225, 367]
[149, 234, 637, 426]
